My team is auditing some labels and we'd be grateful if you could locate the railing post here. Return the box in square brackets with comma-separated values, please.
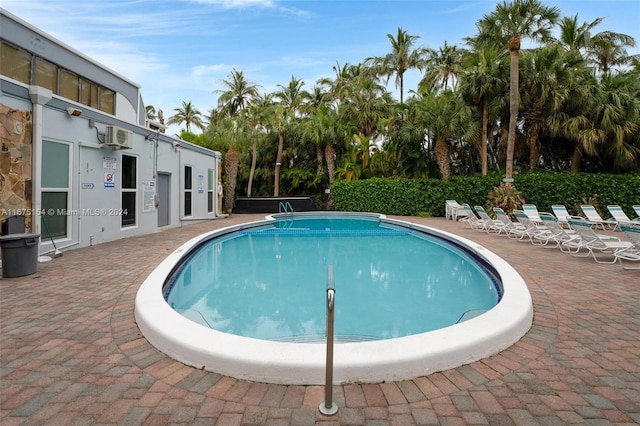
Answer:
[319, 265, 338, 416]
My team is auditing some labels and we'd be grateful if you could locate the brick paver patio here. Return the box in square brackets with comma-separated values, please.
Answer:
[1, 214, 638, 425]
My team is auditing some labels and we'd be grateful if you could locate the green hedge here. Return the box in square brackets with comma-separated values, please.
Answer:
[331, 172, 640, 218]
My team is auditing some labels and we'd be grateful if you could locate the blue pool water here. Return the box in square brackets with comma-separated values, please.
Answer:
[164, 216, 501, 342]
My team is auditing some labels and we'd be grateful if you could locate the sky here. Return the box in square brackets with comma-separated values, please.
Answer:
[3, 0, 639, 136]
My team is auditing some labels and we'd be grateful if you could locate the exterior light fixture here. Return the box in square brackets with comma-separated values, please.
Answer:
[66, 107, 82, 117]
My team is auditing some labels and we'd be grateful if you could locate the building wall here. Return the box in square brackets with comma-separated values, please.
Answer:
[0, 10, 223, 257]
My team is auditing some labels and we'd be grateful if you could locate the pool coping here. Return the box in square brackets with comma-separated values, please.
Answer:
[134, 212, 533, 385]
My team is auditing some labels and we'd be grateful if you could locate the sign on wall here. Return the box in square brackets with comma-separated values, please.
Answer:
[142, 180, 156, 212]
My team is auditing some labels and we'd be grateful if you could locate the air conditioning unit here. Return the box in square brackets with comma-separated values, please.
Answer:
[104, 126, 133, 149]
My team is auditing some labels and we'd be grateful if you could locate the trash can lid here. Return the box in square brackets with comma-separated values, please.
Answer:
[0, 233, 41, 241]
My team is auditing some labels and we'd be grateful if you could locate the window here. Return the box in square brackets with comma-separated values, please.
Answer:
[100, 87, 115, 115]
[121, 155, 137, 227]
[184, 166, 192, 216]
[35, 57, 57, 93]
[41, 141, 70, 238]
[207, 169, 214, 213]
[60, 69, 79, 102]
[0, 42, 31, 84]
[81, 79, 99, 109]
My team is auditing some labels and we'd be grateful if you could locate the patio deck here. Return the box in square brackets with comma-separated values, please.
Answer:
[1, 214, 638, 425]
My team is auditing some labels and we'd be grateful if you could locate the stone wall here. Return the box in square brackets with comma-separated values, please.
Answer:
[0, 103, 33, 232]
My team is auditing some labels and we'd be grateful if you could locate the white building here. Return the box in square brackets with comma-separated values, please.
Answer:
[0, 8, 223, 256]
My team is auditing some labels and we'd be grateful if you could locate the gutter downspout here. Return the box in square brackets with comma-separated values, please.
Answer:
[28, 86, 52, 247]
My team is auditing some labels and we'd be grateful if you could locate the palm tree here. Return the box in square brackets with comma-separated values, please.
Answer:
[554, 14, 604, 53]
[419, 41, 465, 92]
[145, 105, 157, 121]
[167, 101, 206, 133]
[458, 48, 508, 175]
[587, 31, 638, 75]
[470, 0, 560, 182]
[214, 68, 262, 117]
[416, 90, 475, 181]
[520, 46, 579, 170]
[271, 76, 309, 196]
[366, 27, 427, 104]
[244, 92, 273, 197]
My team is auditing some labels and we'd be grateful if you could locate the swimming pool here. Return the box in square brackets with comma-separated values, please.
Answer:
[135, 212, 532, 384]
[164, 216, 501, 342]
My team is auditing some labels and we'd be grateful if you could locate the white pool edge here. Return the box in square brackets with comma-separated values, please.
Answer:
[134, 214, 533, 385]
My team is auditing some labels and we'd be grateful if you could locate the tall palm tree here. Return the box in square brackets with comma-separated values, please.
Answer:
[520, 46, 580, 170]
[458, 48, 508, 175]
[470, 0, 560, 182]
[167, 101, 206, 133]
[244, 92, 273, 197]
[214, 68, 262, 117]
[271, 76, 309, 196]
[366, 27, 427, 104]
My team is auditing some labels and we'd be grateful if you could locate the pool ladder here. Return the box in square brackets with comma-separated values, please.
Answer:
[278, 201, 294, 216]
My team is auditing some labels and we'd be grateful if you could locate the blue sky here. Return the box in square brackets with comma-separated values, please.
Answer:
[3, 0, 639, 136]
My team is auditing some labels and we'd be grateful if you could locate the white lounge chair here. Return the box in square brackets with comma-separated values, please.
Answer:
[535, 212, 581, 250]
[492, 208, 529, 239]
[445, 200, 469, 221]
[522, 204, 543, 224]
[551, 205, 571, 228]
[513, 210, 552, 242]
[459, 204, 489, 231]
[580, 204, 618, 230]
[566, 216, 631, 263]
[607, 205, 637, 230]
[474, 205, 506, 233]
[633, 205, 640, 220]
[614, 224, 640, 269]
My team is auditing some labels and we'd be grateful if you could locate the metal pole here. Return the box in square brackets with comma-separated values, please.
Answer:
[319, 266, 338, 416]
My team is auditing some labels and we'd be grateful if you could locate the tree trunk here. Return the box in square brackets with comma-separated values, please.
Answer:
[274, 130, 284, 196]
[246, 139, 257, 197]
[224, 147, 239, 214]
[571, 145, 582, 172]
[325, 143, 336, 183]
[529, 125, 539, 171]
[506, 36, 521, 185]
[481, 96, 489, 176]
[434, 137, 451, 181]
[316, 143, 324, 176]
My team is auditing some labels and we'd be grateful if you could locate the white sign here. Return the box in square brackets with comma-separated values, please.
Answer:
[142, 180, 156, 212]
[103, 156, 117, 170]
[198, 174, 204, 194]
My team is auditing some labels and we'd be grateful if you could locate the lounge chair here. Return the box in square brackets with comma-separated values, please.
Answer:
[522, 204, 543, 224]
[566, 216, 631, 263]
[580, 204, 617, 230]
[606, 205, 637, 230]
[492, 208, 529, 239]
[614, 224, 640, 269]
[512, 210, 552, 242]
[445, 200, 469, 221]
[534, 212, 581, 250]
[474, 206, 506, 233]
[459, 204, 490, 231]
[551, 205, 571, 228]
[634, 205, 640, 220]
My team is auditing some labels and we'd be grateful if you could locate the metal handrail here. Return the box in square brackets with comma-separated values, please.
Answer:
[319, 265, 338, 416]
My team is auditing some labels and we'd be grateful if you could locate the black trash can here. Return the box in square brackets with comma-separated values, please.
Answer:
[0, 233, 40, 278]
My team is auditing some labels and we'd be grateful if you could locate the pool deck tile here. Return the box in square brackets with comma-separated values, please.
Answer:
[1, 214, 639, 425]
